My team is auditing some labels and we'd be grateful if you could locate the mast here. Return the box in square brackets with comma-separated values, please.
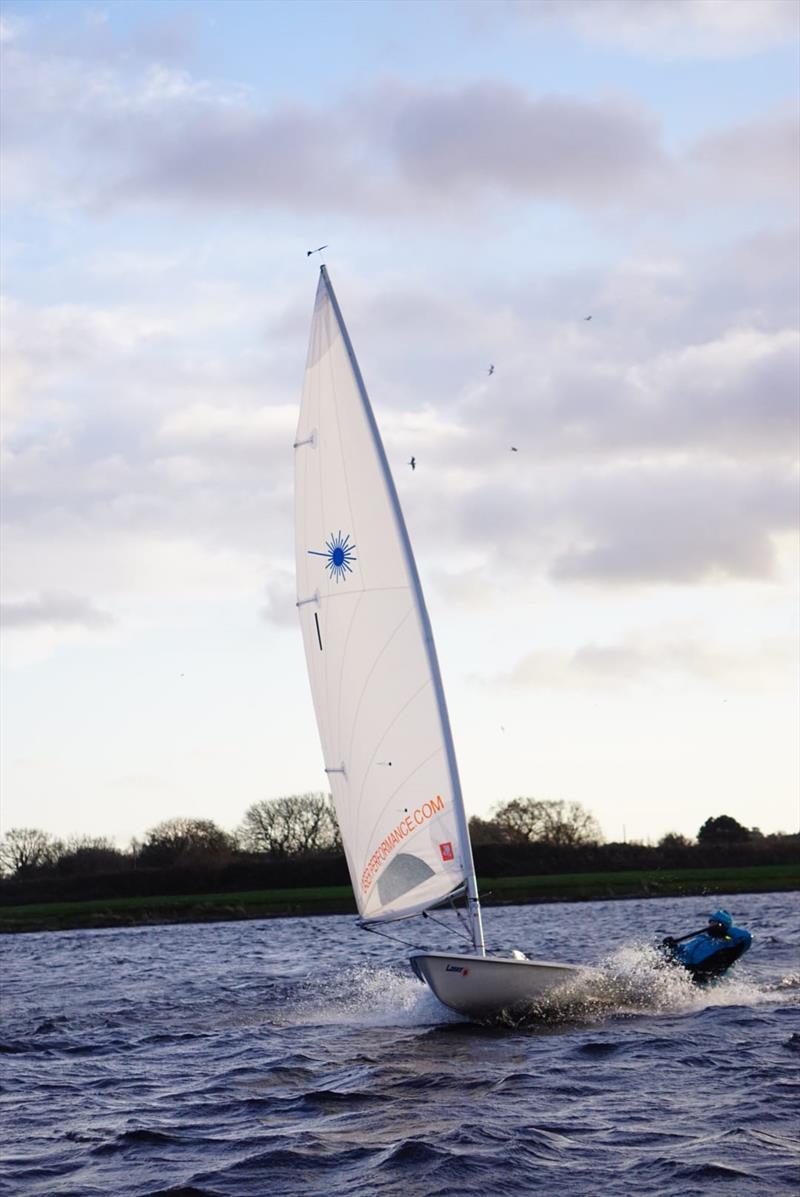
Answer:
[319, 266, 485, 955]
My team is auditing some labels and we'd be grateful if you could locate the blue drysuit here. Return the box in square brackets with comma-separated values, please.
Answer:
[666, 909, 752, 979]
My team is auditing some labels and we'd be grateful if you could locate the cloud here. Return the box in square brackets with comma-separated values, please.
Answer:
[1, 8, 796, 618]
[260, 570, 298, 627]
[379, 82, 664, 206]
[4, 20, 796, 225]
[493, 0, 800, 59]
[533, 325, 800, 461]
[1, 590, 114, 630]
[0, 288, 300, 621]
[550, 463, 797, 584]
[420, 458, 796, 590]
[0, 15, 21, 45]
[490, 632, 796, 691]
[0, 35, 664, 216]
[3, 247, 796, 610]
[6, 287, 795, 617]
[427, 313, 799, 514]
[689, 110, 800, 202]
[1, 289, 296, 512]
[157, 402, 297, 464]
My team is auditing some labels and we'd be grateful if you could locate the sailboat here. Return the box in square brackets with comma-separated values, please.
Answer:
[294, 266, 585, 1019]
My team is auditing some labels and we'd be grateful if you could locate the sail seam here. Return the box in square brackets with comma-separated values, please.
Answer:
[317, 585, 408, 599]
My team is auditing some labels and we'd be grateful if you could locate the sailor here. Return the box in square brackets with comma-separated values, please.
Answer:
[707, 910, 735, 937]
[662, 909, 752, 980]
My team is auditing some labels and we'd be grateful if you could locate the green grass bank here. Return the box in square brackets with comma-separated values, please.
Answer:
[1, 863, 796, 933]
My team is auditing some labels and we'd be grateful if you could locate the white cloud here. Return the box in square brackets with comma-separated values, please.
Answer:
[158, 402, 297, 462]
[260, 569, 298, 627]
[378, 82, 665, 207]
[407, 451, 796, 590]
[0, 34, 662, 217]
[3, 23, 796, 227]
[0, 14, 23, 45]
[0, 590, 114, 630]
[689, 109, 800, 202]
[495, 0, 800, 59]
[3, 244, 796, 618]
[0, 590, 116, 669]
[488, 631, 796, 692]
[552, 463, 796, 584]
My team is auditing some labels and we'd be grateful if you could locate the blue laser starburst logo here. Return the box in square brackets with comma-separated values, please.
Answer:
[309, 531, 357, 583]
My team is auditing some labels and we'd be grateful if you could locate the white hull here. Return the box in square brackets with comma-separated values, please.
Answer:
[410, 950, 586, 1019]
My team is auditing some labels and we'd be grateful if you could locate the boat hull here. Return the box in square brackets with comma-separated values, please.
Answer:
[409, 950, 586, 1019]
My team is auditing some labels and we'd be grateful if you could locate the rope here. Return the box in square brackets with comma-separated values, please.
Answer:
[360, 922, 425, 950]
[422, 908, 475, 948]
[449, 895, 472, 936]
[360, 905, 475, 952]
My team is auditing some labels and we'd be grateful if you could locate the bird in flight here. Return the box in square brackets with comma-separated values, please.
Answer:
[584, 315, 592, 321]
[307, 245, 328, 257]
[408, 456, 416, 470]
[510, 446, 518, 452]
[488, 364, 495, 375]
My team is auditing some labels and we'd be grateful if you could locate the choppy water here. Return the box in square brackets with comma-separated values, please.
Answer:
[1, 891, 798, 1197]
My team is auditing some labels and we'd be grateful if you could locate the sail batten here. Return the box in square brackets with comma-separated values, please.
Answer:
[295, 268, 483, 941]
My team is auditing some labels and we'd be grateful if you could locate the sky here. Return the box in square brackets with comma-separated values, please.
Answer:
[1, 0, 798, 849]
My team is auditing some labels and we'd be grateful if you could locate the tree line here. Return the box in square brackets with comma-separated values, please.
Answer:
[0, 796, 795, 904]
[0, 795, 609, 876]
[0, 793, 338, 878]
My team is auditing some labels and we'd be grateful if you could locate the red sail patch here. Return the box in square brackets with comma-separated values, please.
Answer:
[439, 841, 454, 861]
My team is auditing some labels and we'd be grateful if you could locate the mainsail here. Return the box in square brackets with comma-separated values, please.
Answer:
[294, 268, 483, 945]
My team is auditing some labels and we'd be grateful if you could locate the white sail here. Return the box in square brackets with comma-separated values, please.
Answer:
[295, 268, 480, 928]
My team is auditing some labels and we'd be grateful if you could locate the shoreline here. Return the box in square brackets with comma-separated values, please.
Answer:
[1, 863, 796, 934]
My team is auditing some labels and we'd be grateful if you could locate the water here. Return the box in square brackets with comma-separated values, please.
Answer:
[1, 891, 798, 1197]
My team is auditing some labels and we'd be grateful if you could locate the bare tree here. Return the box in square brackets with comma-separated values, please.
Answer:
[492, 798, 603, 847]
[240, 793, 341, 857]
[0, 827, 62, 877]
[490, 799, 547, 843]
[467, 815, 520, 846]
[138, 817, 235, 867]
[54, 836, 128, 875]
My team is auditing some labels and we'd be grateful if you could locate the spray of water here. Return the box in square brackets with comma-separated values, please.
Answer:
[277, 963, 462, 1029]
[489, 942, 796, 1028]
[276, 943, 797, 1031]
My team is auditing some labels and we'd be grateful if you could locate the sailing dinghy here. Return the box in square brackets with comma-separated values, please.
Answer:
[294, 266, 585, 1019]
